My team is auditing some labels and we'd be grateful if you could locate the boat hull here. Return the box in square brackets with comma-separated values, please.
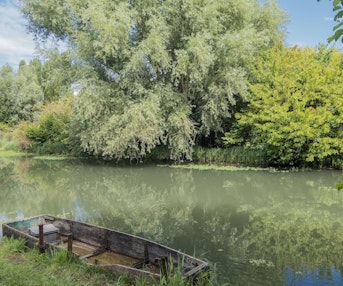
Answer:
[2, 215, 208, 283]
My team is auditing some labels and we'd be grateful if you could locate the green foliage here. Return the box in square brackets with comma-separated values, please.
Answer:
[0, 64, 15, 124]
[0, 122, 10, 132]
[12, 62, 43, 123]
[24, 97, 73, 154]
[40, 51, 78, 101]
[20, 0, 287, 161]
[75, 83, 167, 160]
[223, 45, 343, 167]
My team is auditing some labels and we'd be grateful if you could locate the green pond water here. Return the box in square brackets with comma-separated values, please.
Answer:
[1, 156, 343, 285]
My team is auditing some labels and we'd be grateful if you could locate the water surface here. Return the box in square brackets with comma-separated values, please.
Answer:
[1, 156, 343, 285]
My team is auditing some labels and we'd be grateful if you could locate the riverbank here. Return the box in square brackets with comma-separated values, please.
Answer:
[2, 127, 342, 170]
[0, 127, 271, 168]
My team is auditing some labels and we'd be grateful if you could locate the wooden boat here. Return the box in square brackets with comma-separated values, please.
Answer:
[2, 214, 209, 283]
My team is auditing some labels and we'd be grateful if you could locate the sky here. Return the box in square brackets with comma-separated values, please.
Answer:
[0, 0, 342, 69]
[0, 0, 37, 68]
[278, 0, 342, 49]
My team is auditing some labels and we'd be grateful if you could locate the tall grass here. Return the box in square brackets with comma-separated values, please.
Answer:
[0, 236, 26, 254]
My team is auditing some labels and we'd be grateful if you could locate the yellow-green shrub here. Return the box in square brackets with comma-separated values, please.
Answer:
[224, 46, 343, 168]
[24, 96, 74, 154]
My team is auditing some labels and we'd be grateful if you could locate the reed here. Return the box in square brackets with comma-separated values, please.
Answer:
[192, 146, 269, 167]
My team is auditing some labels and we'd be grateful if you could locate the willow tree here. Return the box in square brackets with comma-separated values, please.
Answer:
[20, 0, 286, 160]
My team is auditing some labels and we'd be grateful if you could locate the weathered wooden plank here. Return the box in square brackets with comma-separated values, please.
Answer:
[72, 221, 107, 247]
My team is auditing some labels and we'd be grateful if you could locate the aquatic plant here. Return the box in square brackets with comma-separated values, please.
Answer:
[336, 182, 343, 191]
[249, 259, 275, 269]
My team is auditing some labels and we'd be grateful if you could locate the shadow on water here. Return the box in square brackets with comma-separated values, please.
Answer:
[1, 156, 343, 285]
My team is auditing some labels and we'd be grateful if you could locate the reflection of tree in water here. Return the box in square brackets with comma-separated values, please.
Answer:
[219, 171, 343, 284]
[0, 159, 44, 220]
[247, 210, 343, 278]
[1, 159, 198, 245]
[83, 168, 198, 245]
[0, 158, 106, 220]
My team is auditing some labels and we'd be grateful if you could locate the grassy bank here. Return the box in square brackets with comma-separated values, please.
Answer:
[0, 237, 211, 286]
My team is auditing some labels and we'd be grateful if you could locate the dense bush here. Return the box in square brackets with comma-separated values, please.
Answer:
[23, 97, 74, 154]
